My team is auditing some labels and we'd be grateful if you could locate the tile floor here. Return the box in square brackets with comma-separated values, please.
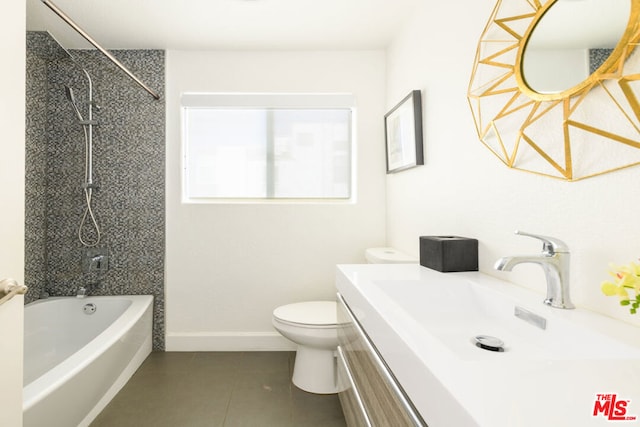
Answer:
[90, 351, 347, 427]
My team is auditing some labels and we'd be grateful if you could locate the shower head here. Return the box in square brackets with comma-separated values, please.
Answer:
[64, 85, 84, 121]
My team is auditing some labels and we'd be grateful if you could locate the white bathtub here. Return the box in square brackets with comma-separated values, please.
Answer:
[23, 295, 153, 427]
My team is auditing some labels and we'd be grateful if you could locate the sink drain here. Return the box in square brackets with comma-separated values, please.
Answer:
[474, 335, 505, 352]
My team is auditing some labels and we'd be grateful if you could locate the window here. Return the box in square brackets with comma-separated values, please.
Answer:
[181, 93, 355, 202]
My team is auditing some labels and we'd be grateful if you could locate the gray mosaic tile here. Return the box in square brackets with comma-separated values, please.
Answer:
[589, 48, 614, 74]
[25, 32, 166, 350]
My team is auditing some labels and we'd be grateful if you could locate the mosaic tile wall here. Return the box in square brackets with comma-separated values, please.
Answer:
[589, 48, 614, 75]
[25, 32, 166, 350]
[25, 32, 52, 303]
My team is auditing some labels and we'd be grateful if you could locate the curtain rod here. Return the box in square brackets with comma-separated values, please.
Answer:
[40, 0, 161, 100]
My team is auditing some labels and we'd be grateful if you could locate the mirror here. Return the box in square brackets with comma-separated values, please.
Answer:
[468, 0, 640, 181]
[520, 0, 630, 95]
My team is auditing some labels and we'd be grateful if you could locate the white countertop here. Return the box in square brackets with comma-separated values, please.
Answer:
[336, 263, 640, 427]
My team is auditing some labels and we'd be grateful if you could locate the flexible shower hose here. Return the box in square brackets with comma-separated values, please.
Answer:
[78, 123, 101, 247]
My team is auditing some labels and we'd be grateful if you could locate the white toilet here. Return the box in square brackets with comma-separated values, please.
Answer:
[272, 247, 416, 394]
[272, 301, 341, 394]
[364, 247, 418, 264]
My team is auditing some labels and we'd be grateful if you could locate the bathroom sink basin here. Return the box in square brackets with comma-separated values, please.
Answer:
[373, 278, 640, 361]
[336, 263, 640, 427]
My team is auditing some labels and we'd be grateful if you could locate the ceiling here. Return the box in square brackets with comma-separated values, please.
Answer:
[26, 0, 422, 50]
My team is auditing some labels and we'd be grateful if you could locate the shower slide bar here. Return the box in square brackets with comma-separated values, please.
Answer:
[40, 0, 161, 100]
[0, 278, 28, 307]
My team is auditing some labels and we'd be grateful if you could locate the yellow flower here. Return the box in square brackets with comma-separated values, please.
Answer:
[624, 261, 640, 275]
[618, 272, 637, 289]
[601, 260, 640, 315]
[601, 281, 618, 296]
[617, 286, 629, 302]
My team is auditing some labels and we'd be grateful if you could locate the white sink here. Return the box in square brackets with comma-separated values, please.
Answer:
[373, 278, 640, 361]
[336, 264, 640, 427]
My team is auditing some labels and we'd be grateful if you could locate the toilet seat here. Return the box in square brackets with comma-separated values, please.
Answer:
[273, 301, 339, 328]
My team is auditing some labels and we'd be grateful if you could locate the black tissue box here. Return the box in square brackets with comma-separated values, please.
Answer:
[419, 236, 478, 272]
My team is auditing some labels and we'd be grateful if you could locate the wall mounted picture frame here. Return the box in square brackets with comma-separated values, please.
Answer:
[384, 90, 424, 174]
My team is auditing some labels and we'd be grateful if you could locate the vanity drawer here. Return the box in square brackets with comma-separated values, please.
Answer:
[337, 293, 426, 427]
[337, 345, 372, 427]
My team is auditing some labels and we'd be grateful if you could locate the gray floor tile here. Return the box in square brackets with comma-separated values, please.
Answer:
[234, 368, 292, 390]
[224, 385, 293, 427]
[191, 351, 244, 374]
[292, 386, 347, 427]
[237, 351, 292, 373]
[90, 351, 345, 427]
[136, 351, 197, 373]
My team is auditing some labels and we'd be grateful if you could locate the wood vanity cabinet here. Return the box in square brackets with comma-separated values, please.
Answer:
[336, 293, 427, 427]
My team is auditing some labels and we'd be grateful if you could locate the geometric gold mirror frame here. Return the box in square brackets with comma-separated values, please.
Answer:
[468, 0, 640, 181]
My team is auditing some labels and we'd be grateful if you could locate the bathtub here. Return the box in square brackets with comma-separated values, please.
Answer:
[23, 295, 153, 427]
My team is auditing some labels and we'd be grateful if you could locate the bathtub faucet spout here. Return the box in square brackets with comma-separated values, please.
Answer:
[77, 286, 88, 298]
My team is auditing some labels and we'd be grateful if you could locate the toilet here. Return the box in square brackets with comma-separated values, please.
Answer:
[364, 247, 418, 264]
[272, 301, 341, 394]
[272, 247, 416, 394]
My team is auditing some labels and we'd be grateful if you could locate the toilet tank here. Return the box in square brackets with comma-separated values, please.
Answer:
[365, 247, 417, 264]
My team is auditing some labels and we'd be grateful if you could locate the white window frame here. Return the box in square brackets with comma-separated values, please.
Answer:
[180, 92, 357, 204]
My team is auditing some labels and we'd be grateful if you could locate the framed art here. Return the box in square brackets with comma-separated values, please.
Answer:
[384, 90, 424, 173]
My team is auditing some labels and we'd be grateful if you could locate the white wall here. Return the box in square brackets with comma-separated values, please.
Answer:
[0, 0, 26, 425]
[385, 0, 640, 327]
[166, 50, 387, 350]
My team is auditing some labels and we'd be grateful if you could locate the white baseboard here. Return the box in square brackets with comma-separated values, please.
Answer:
[166, 331, 297, 351]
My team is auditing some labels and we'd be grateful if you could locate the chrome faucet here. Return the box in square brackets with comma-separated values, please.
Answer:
[89, 254, 105, 271]
[494, 230, 574, 309]
[77, 254, 106, 298]
[77, 286, 88, 298]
